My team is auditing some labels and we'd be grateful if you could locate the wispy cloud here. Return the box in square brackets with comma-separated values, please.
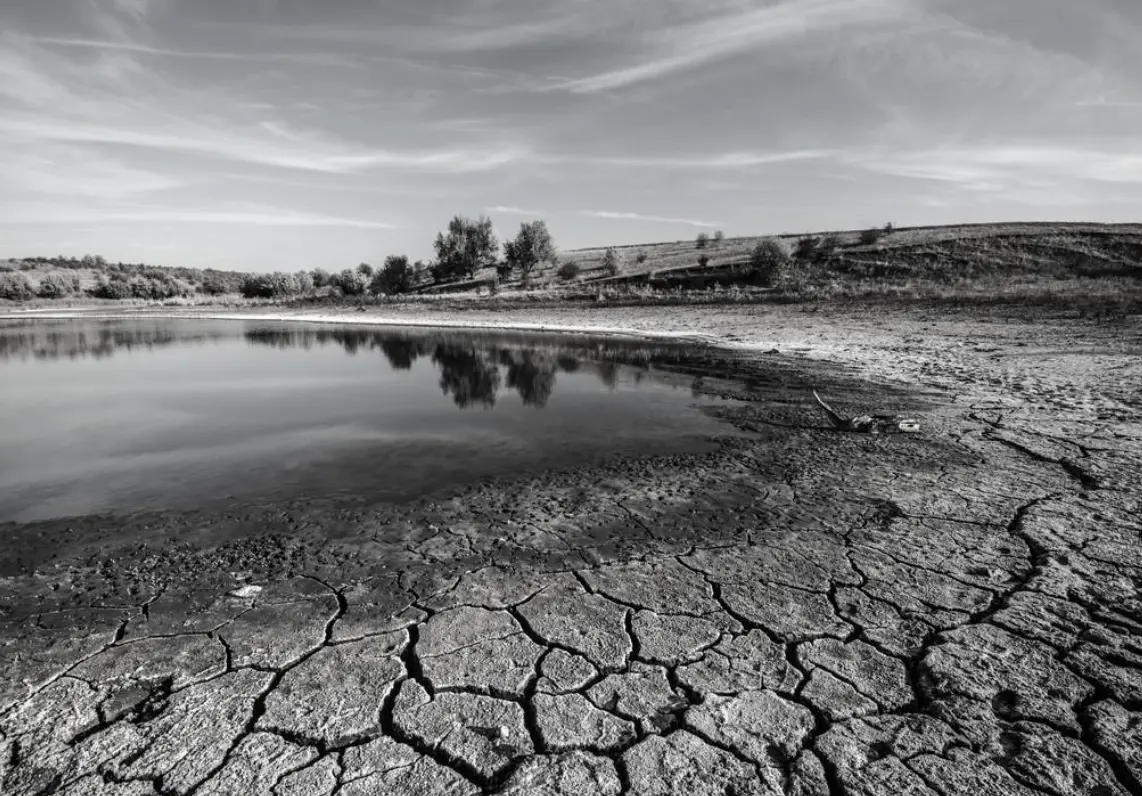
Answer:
[569, 150, 835, 169]
[845, 144, 1142, 188]
[579, 211, 721, 228]
[1, 203, 394, 228]
[554, 0, 908, 92]
[487, 205, 547, 216]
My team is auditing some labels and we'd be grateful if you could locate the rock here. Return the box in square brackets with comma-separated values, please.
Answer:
[1086, 701, 1142, 789]
[228, 584, 263, 599]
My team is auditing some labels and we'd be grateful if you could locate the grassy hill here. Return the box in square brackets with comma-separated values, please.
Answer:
[3, 222, 1140, 311]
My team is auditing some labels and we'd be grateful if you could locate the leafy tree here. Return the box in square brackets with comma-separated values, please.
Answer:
[357, 262, 374, 278]
[503, 220, 556, 284]
[36, 272, 79, 299]
[294, 270, 314, 294]
[370, 255, 414, 295]
[750, 238, 792, 286]
[433, 215, 499, 282]
[602, 248, 621, 277]
[696, 232, 710, 249]
[311, 268, 332, 288]
[0, 272, 34, 301]
[333, 268, 369, 296]
[89, 275, 132, 300]
[202, 273, 230, 295]
[713, 230, 725, 244]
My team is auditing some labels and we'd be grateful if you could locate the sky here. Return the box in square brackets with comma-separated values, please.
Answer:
[1, 0, 1140, 271]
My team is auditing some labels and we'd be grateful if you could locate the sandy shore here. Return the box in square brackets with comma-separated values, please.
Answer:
[1, 302, 1140, 795]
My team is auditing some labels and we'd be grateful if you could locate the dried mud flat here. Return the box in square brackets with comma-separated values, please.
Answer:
[2, 304, 1141, 796]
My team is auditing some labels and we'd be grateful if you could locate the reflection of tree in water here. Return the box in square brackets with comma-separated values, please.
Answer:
[556, 354, 580, 373]
[0, 323, 223, 362]
[379, 337, 426, 370]
[500, 350, 557, 407]
[431, 344, 502, 409]
[595, 361, 620, 390]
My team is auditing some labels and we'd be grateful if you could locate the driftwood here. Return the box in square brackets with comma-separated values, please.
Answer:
[813, 391, 920, 434]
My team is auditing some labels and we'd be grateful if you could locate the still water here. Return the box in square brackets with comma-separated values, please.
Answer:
[0, 319, 728, 522]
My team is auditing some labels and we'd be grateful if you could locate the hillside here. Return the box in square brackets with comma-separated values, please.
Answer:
[3, 222, 1140, 307]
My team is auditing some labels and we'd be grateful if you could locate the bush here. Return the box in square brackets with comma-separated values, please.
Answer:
[697, 254, 710, 268]
[635, 251, 647, 264]
[239, 271, 302, 299]
[817, 234, 842, 259]
[713, 230, 725, 244]
[557, 261, 581, 280]
[0, 272, 34, 301]
[602, 248, 621, 277]
[201, 274, 230, 295]
[859, 227, 887, 245]
[750, 238, 792, 286]
[695, 232, 710, 249]
[794, 236, 820, 260]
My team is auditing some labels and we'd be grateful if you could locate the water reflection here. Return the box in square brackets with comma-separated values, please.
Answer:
[0, 321, 232, 362]
[1, 321, 705, 410]
[242, 327, 695, 409]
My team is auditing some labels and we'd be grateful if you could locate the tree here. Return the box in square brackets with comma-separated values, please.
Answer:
[697, 254, 710, 268]
[713, 230, 725, 244]
[794, 236, 820, 261]
[750, 238, 792, 286]
[202, 273, 230, 295]
[311, 268, 332, 288]
[602, 248, 621, 277]
[557, 261, 581, 280]
[332, 268, 369, 296]
[696, 232, 710, 249]
[294, 270, 314, 294]
[36, 272, 79, 299]
[357, 262, 374, 278]
[433, 215, 499, 282]
[370, 255, 414, 295]
[503, 220, 556, 285]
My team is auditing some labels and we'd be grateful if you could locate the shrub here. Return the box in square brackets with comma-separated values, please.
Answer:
[713, 230, 725, 244]
[697, 254, 709, 268]
[794, 236, 819, 260]
[311, 268, 332, 288]
[239, 271, 303, 299]
[602, 248, 621, 277]
[635, 251, 648, 264]
[557, 261, 581, 280]
[750, 238, 792, 286]
[817, 234, 842, 259]
[859, 227, 887, 245]
[0, 272, 34, 301]
[695, 232, 710, 249]
[201, 274, 230, 295]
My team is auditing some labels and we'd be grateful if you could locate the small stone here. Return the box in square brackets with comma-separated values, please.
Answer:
[227, 585, 262, 599]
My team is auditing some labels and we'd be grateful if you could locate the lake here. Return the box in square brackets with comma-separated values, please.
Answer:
[0, 318, 730, 522]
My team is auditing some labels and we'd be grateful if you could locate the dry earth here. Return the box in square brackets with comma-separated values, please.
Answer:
[1, 302, 1141, 796]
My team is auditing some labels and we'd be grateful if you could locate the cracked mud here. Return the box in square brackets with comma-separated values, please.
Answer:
[2, 306, 1140, 795]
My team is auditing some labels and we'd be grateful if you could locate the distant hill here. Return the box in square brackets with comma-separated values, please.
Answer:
[0, 256, 253, 300]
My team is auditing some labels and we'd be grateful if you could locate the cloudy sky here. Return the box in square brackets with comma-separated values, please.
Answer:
[1, 0, 1139, 270]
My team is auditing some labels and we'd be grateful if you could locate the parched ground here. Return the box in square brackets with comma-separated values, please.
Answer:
[1, 303, 1140, 796]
